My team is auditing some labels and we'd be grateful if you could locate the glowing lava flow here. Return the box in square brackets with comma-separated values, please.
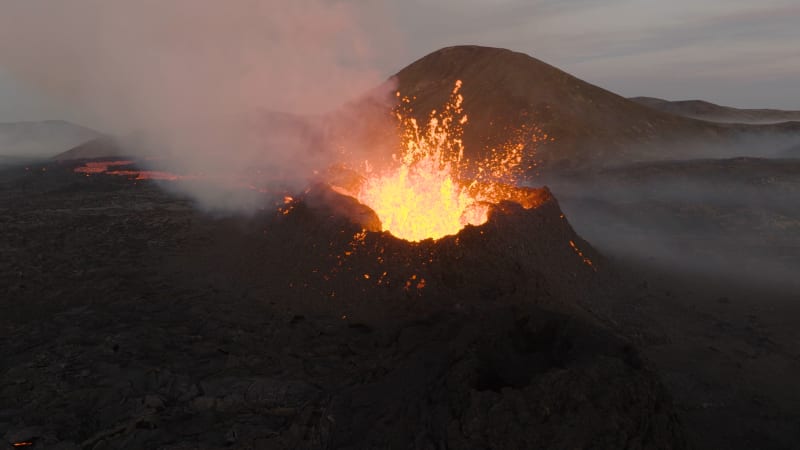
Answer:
[73, 160, 193, 181]
[74, 160, 135, 174]
[353, 80, 540, 242]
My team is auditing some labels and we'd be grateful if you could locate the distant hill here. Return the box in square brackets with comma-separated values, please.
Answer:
[390, 46, 800, 170]
[392, 46, 717, 169]
[0, 120, 99, 158]
[630, 97, 800, 124]
[52, 136, 127, 161]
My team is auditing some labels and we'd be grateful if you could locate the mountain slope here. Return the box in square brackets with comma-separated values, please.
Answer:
[391, 46, 799, 170]
[0, 120, 99, 158]
[631, 96, 800, 124]
[52, 136, 126, 161]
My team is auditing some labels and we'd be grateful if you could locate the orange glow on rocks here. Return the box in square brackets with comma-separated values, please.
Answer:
[73, 160, 191, 181]
[73, 160, 135, 174]
[351, 80, 540, 242]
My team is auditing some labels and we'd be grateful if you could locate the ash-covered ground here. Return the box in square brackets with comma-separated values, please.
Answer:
[1, 161, 686, 449]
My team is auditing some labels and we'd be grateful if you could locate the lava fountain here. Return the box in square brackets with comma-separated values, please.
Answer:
[347, 80, 546, 242]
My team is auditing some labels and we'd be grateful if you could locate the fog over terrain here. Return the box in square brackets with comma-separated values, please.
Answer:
[535, 97, 800, 292]
[541, 157, 800, 293]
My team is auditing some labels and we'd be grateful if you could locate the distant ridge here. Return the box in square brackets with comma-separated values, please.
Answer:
[0, 120, 99, 157]
[631, 96, 800, 124]
[52, 136, 127, 161]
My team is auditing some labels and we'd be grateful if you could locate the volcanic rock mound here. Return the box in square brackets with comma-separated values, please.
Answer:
[209, 183, 603, 320]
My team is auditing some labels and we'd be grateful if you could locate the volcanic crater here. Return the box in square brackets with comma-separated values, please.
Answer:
[252, 181, 595, 316]
[0, 157, 689, 449]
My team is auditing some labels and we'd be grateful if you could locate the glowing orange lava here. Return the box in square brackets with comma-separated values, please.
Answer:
[74, 160, 135, 174]
[353, 80, 537, 242]
[73, 160, 191, 181]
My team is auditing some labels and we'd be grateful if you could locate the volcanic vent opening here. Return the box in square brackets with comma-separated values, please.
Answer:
[335, 80, 551, 242]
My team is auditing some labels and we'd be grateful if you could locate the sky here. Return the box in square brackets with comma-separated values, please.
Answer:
[1, 0, 799, 126]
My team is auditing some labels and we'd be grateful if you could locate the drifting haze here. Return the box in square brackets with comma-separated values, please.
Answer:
[0, 0, 399, 209]
[543, 159, 800, 293]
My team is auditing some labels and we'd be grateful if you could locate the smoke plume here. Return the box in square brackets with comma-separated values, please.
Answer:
[0, 0, 400, 210]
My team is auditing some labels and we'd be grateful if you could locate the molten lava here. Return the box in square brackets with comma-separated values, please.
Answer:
[74, 160, 135, 174]
[352, 80, 542, 242]
[73, 160, 192, 181]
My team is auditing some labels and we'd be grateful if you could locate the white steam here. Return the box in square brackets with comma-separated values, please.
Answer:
[0, 0, 400, 210]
